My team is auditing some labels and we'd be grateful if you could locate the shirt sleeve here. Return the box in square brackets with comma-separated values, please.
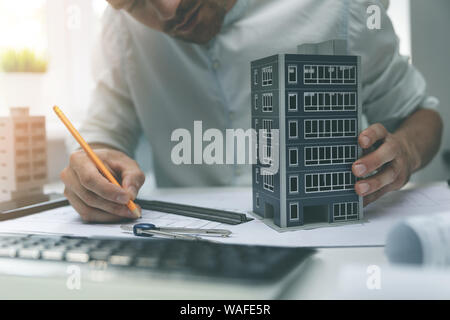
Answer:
[347, 0, 440, 132]
[68, 8, 142, 157]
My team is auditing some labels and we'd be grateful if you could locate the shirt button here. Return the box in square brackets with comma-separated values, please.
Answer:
[212, 60, 220, 70]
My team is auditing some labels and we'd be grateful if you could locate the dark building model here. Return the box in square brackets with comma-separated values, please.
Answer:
[251, 41, 363, 228]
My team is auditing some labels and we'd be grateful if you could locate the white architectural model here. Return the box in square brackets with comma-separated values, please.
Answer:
[0, 107, 47, 201]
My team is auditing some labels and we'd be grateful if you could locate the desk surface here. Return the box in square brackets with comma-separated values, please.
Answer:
[0, 183, 440, 299]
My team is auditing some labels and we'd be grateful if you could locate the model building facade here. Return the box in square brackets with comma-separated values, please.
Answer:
[251, 45, 363, 228]
[0, 107, 47, 201]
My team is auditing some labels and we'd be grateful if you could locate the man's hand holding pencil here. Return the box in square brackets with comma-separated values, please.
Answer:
[55, 107, 145, 223]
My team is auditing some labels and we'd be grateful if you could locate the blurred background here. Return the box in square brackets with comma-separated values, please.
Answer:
[0, 0, 448, 186]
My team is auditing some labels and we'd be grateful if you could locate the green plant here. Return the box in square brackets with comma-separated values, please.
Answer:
[0, 49, 48, 73]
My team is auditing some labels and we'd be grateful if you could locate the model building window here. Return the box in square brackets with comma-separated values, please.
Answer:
[253, 69, 258, 85]
[262, 66, 273, 86]
[305, 171, 355, 193]
[289, 202, 299, 220]
[288, 93, 298, 111]
[255, 168, 259, 184]
[305, 145, 357, 166]
[288, 65, 297, 84]
[289, 148, 298, 166]
[262, 93, 273, 112]
[262, 119, 273, 139]
[304, 119, 356, 139]
[304, 92, 356, 112]
[304, 64, 356, 85]
[333, 202, 359, 222]
[263, 172, 274, 192]
[289, 175, 299, 194]
[288, 120, 298, 139]
[255, 193, 260, 208]
[263, 145, 272, 164]
[254, 94, 258, 110]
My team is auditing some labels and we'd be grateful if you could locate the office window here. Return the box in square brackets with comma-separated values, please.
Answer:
[288, 65, 297, 84]
[303, 65, 316, 84]
[255, 168, 259, 184]
[288, 93, 298, 111]
[262, 119, 273, 139]
[261, 120, 273, 163]
[288, 120, 298, 139]
[289, 148, 298, 166]
[255, 193, 260, 208]
[262, 145, 272, 164]
[262, 93, 273, 112]
[304, 119, 357, 139]
[333, 202, 359, 222]
[304, 64, 356, 85]
[289, 175, 299, 194]
[263, 172, 274, 192]
[262, 66, 273, 86]
[289, 202, 299, 220]
[304, 92, 357, 112]
[305, 171, 356, 193]
[254, 94, 258, 110]
[304, 145, 357, 166]
[253, 69, 258, 85]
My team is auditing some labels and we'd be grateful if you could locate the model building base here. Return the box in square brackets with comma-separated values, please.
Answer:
[249, 210, 367, 233]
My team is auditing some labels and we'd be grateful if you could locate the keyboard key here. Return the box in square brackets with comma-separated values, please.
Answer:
[42, 249, 65, 261]
[66, 249, 90, 263]
[18, 247, 42, 259]
[135, 256, 159, 268]
[109, 253, 133, 266]
[89, 249, 112, 261]
[0, 246, 19, 258]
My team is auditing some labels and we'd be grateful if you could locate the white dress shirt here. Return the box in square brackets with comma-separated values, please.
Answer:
[76, 0, 438, 187]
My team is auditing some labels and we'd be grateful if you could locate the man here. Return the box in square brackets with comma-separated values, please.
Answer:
[61, 0, 442, 223]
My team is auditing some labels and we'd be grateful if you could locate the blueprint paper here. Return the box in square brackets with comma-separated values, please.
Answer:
[385, 212, 450, 266]
[1, 183, 450, 248]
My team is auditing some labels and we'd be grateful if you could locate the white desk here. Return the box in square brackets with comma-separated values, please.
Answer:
[0, 182, 446, 299]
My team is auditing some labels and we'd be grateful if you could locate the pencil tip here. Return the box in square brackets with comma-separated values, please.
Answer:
[132, 208, 142, 219]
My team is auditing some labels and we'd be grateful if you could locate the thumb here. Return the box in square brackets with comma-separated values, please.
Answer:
[121, 169, 146, 200]
[108, 158, 146, 200]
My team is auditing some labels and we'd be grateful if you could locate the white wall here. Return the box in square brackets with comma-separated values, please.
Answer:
[386, 0, 411, 58]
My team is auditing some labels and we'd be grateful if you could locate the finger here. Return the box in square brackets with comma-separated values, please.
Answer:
[352, 141, 397, 177]
[109, 159, 145, 200]
[355, 165, 398, 197]
[359, 123, 388, 149]
[64, 188, 128, 223]
[69, 153, 130, 205]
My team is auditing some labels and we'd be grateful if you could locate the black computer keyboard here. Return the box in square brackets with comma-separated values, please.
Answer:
[0, 234, 314, 282]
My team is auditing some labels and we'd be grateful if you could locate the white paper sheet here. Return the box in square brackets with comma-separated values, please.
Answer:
[1, 183, 450, 247]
